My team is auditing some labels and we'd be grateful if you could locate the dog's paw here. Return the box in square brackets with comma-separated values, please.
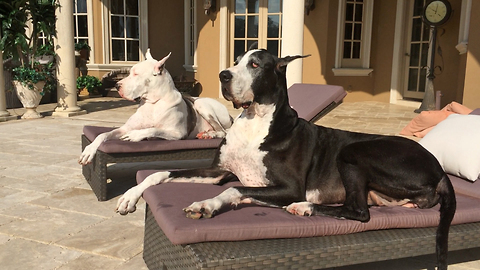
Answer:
[115, 187, 142, 215]
[120, 130, 146, 142]
[196, 130, 226, 139]
[78, 145, 96, 165]
[183, 199, 221, 219]
[284, 202, 313, 216]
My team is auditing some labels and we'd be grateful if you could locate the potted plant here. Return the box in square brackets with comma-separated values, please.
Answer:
[74, 42, 90, 76]
[77, 75, 102, 97]
[0, 0, 58, 118]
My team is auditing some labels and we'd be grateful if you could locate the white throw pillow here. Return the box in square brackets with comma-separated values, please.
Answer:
[419, 114, 480, 181]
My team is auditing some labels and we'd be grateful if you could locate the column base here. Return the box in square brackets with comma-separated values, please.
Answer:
[52, 110, 87, 118]
[0, 115, 20, 122]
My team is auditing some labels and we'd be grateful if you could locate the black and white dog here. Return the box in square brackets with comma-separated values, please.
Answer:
[116, 49, 456, 270]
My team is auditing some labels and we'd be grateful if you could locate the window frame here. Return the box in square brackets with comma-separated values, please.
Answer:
[184, 0, 198, 72]
[101, 0, 148, 65]
[332, 0, 374, 76]
[229, 0, 283, 65]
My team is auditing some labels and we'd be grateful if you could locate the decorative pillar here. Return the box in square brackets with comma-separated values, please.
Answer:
[281, 0, 305, 88]
[53, 0, 86, 117]
[0, 32, 17, 121]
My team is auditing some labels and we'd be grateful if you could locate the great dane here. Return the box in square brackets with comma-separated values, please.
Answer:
[116, 49, 456, 270]
[78, 49, 233, 165]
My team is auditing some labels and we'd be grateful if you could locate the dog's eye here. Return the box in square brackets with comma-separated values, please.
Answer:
[251, 62, 259, 68]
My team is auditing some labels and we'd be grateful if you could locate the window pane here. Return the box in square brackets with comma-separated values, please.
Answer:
[408, 68, 418, 91]
[411, 18, 422, 42]
[422, 23, 430, 41]
[235, 16, 245, 38]
[268, 0, 281, 13]
[354, 3, 363, 22]
[352, 42, 361, 58]
[112, 40, 125, 61]
[235, 0, 246, 14]
[353, 23, 362, 40]
[413, 0, 424, 16]
[421, 43, 429, 67]
[126, 17, 139, 38]
[111, 0, 124, 15]
[267, 40, 278, 57]
[111, 16, 124, 38]
[409, 43, 420, 66]
[76, 0, 87, 13]
[127, 40, 139, 61]
[234, 40, 245, 61]
[126, 0, 138, 15]
[247, 15, 258, 38]
[419, 68, 427, 92]
[77, 15, 88, 37]
[346, 3, 354, 21]
[247, 0, 259, 13]
[267, 15, 279, 38]
[344, 23, 352, 40]
[343, 42, 351, 58]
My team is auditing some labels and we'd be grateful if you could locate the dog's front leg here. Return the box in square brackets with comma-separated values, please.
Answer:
[79, 128, 127, 165]
[116, 168, 235, 215]
[183, 187, 244, 219]
[120, 127, 186, 141]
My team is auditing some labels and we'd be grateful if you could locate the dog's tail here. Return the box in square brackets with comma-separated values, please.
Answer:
[436, 174, 456, 270]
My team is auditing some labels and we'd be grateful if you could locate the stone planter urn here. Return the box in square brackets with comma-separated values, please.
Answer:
[13, 80, 45, 119]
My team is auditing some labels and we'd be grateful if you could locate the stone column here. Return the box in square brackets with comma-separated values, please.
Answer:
[281, 0, 305, 88]
[53, 0, 86, 117]
[0, 32, 17, 121]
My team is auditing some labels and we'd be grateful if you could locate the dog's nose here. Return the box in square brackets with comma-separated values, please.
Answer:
[219, 70, 232, 83]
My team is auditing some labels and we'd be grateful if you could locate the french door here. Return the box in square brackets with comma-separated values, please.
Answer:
[403, 0, 432, 99]
[230, 0, 282, 64]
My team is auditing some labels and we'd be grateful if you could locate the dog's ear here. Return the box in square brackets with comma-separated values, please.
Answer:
[276, 54, 311, 70]
[248, 41, 258, 51]
[276, 54, 311, 73]
[153, 52, 172, 76]
[145, 48, 155, 61]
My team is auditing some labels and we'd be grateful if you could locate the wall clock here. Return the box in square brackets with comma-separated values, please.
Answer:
[423, 0, 452, 26]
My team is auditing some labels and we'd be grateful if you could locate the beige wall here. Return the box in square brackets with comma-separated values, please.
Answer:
[462, 0, 480, 109]
[195, 10, 221, 98]
[147, 1, 185, 80]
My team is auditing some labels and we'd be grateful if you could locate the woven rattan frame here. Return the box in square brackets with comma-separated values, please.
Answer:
[143, 205, 480, 269]
[81, 135, 217, 201]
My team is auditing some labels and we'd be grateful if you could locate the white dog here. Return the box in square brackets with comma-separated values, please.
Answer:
[79, 49, 233, 165]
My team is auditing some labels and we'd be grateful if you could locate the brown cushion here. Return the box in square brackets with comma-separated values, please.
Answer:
[139, 170, 480, 245]
[83, 126, 222, 154]
[288, 84, 346, 121]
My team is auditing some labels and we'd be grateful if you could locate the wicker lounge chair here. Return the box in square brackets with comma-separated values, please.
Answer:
[138, 110, 480, 270]
[139, 173, 480, 270]
[81, 84, 346, 201]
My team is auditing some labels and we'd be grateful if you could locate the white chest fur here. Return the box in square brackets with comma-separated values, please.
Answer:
[219, 104, 275, 187]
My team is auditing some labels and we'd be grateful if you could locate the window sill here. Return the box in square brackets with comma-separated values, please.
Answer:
[332, 68, 373, 76]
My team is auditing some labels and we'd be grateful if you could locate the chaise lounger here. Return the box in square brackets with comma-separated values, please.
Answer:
[81, 84, 347, 201]
[138, 110, 480, 269]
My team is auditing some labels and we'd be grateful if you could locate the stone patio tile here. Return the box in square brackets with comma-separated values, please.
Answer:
[0, 175, 80, 194]
[56, 253, 124, 270]
[0, 204, 105, 243]
[0, 237, 82, 270]
[115, 254, 149, 270]
[56, 213, 144, 259]
[30, 187, 120, 218]
[0, 187, 48, 211]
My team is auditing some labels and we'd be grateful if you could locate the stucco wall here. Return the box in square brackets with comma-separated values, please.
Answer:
[462, 0, 480, 109]
[195, 10, 221, 98]
[147, 1, 185, 81]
